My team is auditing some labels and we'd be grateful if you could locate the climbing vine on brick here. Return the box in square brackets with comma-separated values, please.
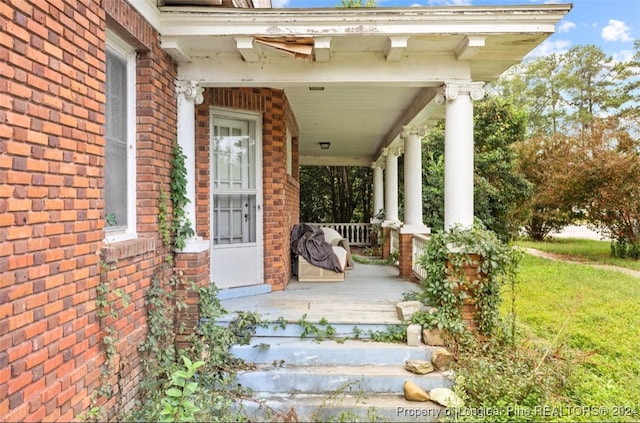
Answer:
[416, 221, 522, 337]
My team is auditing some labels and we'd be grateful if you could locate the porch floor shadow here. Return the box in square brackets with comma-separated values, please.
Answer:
[219, 262, 420, 325]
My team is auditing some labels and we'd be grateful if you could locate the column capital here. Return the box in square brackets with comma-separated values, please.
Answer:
[401, 125, 429, 139]
[371, 160, 385, 170]
[383, 146, 402, 158]
[435, 81, 485, 105]
[176, 80, 204, 105]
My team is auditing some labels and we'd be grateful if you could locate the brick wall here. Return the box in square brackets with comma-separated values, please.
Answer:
[0, 0, 177, 420]
[196, 88, 300, 291]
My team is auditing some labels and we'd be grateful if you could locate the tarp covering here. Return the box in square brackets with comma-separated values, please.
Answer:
[290, 223, 342, 273]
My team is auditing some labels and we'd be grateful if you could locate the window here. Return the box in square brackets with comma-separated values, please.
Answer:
[105, 31, 136, 242]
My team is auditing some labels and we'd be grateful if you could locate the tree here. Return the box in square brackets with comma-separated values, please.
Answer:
[548, 119, 640, 257]
[421, 96, 530, 241]
[494, 43, 640, 241]
[340, 0, 376, 6]
[492, 54, 566, 136]
[514, 133, 575, 240]
[559, 45, 636, 136]
[299, 166, 372, 223]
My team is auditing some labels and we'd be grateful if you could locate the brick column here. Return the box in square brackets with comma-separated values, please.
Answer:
[174, 249, 210, 348]
[382, 226, 391, 259]
[448, 253, 484, 334]
[398, 233, 415, 280]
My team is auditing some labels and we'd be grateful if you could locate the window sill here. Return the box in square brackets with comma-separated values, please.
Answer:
[102, 237, 156, 262]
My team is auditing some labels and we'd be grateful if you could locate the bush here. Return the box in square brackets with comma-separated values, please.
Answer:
[452, 328, 573, 422]
[416, 222, 522, 337]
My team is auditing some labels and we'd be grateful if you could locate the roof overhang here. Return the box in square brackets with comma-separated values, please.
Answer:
[141, 3, 572, 165]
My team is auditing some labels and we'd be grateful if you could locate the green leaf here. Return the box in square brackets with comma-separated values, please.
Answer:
[166, 387, 182, 398]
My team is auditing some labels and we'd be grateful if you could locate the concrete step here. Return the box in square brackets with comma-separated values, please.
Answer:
[215, 317, 406, 339]
[231, 337, 437, 365]
[240, 393, 445, 422]
[235, 364, 453, 394]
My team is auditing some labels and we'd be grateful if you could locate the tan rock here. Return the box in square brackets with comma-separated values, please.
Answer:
[403, 380, 430, 402]
[404, 359, 435, 375]
[431, 347, 455, 371]
[406, 324, 422, 346]
[395, 301, 422, 321]
[422, 328, 447, 346]
[429, 388, 464, 408]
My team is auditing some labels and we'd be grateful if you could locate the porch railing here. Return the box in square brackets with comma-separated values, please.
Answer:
[389, 226, 399, 256]
[311, 223, 372, 247]
[412, 233, 429, 280]
[308, 223, 429, 281]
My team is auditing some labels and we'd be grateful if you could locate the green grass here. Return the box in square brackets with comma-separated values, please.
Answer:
[504, 252, 640, 421]
[516, 238, 640, 271]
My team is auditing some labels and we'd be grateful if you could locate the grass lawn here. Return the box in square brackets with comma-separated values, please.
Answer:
[517, 238, 640, 272]
[504, 249, 640, 421]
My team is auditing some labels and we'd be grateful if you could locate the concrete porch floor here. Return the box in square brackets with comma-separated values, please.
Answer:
[219, 263, 420, 325]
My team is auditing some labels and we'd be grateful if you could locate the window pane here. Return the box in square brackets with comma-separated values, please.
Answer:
[105, 50, 128, 228]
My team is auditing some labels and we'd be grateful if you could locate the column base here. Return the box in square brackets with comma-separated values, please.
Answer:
[176, 236, 209, 254]
[400, 224, 431, 235]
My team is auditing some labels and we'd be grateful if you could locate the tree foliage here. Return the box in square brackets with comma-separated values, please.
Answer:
[494, 43, 640, 246]
[513, 133, 574, 240]
[340, 0, 376, 7]
[421, 96, 529, 241]
[299, 166, 372, 223]
[546, 120, 640, 256]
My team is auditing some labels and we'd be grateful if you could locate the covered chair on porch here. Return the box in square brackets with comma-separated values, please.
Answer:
[290, 223, 351, 282]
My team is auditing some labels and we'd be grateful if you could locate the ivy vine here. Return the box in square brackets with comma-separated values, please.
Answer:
[170, 141, 195, 251]
[416, 221, 522, 337]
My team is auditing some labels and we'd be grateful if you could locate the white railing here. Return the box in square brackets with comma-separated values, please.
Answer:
[311, 223, 372, 247]
[412, 233, 429, 280]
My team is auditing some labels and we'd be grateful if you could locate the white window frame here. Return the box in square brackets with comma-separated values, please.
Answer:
[104, 30, 137, 243]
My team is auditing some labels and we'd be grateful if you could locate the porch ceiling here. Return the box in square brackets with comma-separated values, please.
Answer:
[154, 3, 572, 166]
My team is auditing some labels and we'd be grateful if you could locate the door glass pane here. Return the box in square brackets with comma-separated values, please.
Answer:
[212, 134, 255, 190]
[212, 118, 257, 245]
[213, 194, 256, 245]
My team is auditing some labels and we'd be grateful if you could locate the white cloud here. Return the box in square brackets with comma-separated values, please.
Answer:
[611, 49, 634, 63]
[526, 39, 571, 58]
[557, 20, 576, 33]
[601, 19, 632, 42]
[427, 0, 472, 5]
[272, 0, 290, 7]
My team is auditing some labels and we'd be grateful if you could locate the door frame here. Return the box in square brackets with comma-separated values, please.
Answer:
[209, 107, 264, 288]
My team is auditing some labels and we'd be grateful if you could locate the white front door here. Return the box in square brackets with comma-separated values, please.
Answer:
[210, 111, 263, 289]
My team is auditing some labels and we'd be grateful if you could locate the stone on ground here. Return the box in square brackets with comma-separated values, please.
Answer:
[422, 328, 447, 346]
[395, 301, 422, 320]
[406, 324, 422, 346]
[404, 359, 434, 375]
[403, 380, 430, 402]
[429, 387, 464, 408]
[430, 347, 455, 371]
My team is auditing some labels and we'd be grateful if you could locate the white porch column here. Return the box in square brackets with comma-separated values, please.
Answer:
[383, 147, 401, 225]
[400, 126, 429, 233]
[436, 81, 485, 230]
[371, 161, 384, 222]
[175, 80, 208, 252]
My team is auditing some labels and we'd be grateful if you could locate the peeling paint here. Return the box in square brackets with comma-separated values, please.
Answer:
[345, 25, 380, 33]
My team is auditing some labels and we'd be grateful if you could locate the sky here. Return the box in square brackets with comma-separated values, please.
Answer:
[271, 0, 640, 61]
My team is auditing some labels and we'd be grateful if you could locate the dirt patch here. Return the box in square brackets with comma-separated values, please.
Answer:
[525, 248, 640, 279]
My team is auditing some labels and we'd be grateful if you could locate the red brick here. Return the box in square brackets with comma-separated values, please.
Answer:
[7, 369, 32, 395]
[4, 402, 29, 422]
